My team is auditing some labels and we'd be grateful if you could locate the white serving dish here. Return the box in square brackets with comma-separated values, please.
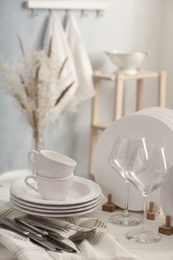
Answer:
[105, 50, 147, 75]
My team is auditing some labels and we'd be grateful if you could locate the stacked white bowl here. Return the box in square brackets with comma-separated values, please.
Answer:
[93, 107, 173, 212]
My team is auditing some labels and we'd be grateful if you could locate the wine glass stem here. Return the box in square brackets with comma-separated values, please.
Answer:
[142, 194, 148, 231]
[123, 180, 130, 218]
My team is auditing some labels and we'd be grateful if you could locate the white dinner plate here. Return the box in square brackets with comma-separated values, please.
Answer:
[136, 108, 173, 129]
[160, 165, 173, 225]
[10, 176, 102, 205]
[93, 113, 173, 211]
[10, 199, 101, 217]
[10, 193, 101, 211]
[10, 195, 101, 213]
[137, 107, 173, 118]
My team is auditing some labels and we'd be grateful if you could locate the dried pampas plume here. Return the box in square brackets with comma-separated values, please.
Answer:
[0, 35, 76, 151]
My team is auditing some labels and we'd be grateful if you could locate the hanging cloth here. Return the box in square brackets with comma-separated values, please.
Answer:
[43, 13, 78, 118]
[65, 14, 95, 113]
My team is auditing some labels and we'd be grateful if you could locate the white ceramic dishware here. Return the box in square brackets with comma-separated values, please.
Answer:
[160, 165, 173, 226]
[28, 150, 77, 178]
[10, 175, 102, 217]
[10, 176, 102, 205]
[93, 113, 173, 211]
[24, 173, 74, 201]
[9, 199, 101, 218]
[10, 193, 101, 212]
[105, 50, 147, 75]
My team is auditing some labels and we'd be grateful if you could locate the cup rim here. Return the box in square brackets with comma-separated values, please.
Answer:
[37, 172, 74, 181]
[39, 150, 76, 167]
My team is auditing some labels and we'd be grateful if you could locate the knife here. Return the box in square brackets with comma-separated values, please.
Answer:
[0, 219, 59, 251]
[20, 216, 71, 234]
[14, 218, 48, 236]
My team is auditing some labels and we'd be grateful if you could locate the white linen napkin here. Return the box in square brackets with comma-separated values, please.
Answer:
[65, 14, 95, 113]
[43, 13, 78, 117]
[0, 200, 136, 260]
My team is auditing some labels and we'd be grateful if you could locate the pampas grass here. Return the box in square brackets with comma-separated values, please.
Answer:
[0, 36, 76, 151]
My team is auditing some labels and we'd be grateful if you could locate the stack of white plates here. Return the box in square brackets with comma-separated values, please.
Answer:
[93, 107, 173, 211]
[10, 176, 102, 217]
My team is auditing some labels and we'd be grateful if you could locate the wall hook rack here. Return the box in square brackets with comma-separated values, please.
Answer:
[24, 1, 110, 11]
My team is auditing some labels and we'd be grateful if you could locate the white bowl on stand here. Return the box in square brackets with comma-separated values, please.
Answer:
[105, 50, 148, 75]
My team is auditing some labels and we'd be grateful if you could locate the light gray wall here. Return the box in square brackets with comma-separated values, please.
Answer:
[160, 0, 173, 109]
[0, 0, 167, 178]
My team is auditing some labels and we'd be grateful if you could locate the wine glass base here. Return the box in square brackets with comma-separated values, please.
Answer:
[125, 229, 162, 243]
[108, 214, 141, 226]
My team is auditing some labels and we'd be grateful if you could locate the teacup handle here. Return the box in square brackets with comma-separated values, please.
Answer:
[24, 175, 39, 193]
[28, 150, 39, 173]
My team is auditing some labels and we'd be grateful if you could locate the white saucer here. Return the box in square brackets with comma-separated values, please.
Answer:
[10, 176, 102, 205]
[93, 113, 173, 211]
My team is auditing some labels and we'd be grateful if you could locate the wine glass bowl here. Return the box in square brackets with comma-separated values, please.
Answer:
[125, 141, 169, 243]
[125, 143, 168, 195]
[108, 134, 143, 226]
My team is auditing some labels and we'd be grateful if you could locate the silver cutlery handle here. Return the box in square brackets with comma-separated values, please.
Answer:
[15, 218, 48, 236]
[2, 218, 79, 253]
[0, 219, 58, 251]
[0, 219, 28, 235]
[7, 219, 42, 237]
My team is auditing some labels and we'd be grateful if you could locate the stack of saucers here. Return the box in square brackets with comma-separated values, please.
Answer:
[93, 107, 173, 211]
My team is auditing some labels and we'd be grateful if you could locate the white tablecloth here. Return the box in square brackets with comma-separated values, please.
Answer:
[0, 186, 172, 260]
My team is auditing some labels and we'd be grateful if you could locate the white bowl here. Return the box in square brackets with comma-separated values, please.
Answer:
[105, 50, 147, 75]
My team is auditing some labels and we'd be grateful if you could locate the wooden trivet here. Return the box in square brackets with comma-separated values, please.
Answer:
[102, 194, 118, 212]
[147, 202, 162, 220]
[159, 215, 173, 235]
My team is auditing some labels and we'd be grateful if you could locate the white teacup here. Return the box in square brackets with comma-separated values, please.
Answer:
[24, 173, 74, 201]
[28, 150, 77, 178]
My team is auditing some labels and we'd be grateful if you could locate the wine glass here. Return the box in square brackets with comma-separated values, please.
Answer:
[108, 134, 143, 226]
[125, 141, 169, 243]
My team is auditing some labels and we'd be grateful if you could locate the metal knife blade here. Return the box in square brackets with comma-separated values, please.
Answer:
[46, 233, 80, 253]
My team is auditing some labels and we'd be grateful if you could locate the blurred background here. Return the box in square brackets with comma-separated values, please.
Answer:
[0, 0, 172, 179]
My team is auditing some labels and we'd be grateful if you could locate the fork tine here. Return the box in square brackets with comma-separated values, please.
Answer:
[70, 228, 96, 242]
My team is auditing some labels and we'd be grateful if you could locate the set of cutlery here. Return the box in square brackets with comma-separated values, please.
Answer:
[0, 216, 96, 253]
